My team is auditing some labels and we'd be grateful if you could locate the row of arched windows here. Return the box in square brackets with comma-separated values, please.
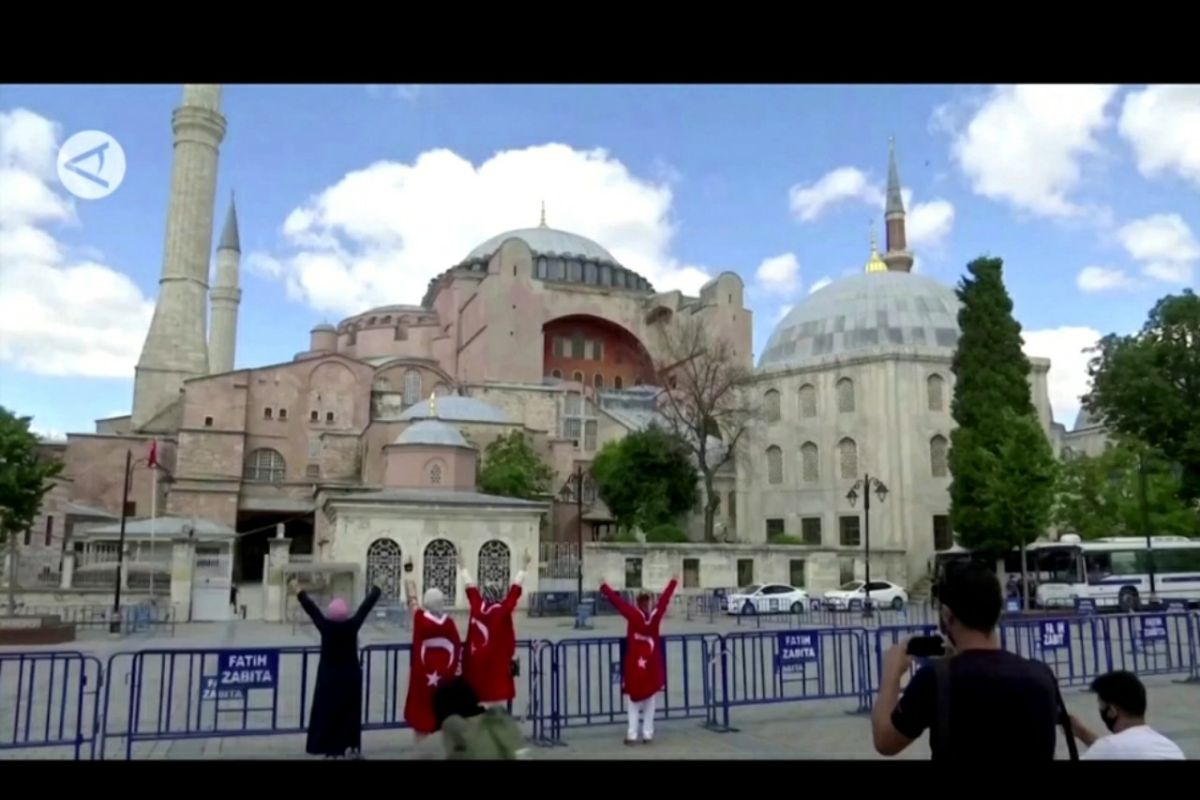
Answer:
[549, 370, 636, 390]
[763, 373, 946, 423]
[365, 537, 514, 604]
[765, 435, 949, 485]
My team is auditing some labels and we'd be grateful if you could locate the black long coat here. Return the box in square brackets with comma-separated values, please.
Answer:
[298, 586, 382, 756]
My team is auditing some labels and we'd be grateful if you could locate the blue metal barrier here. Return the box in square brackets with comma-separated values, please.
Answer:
[0, 651, 103, 759]
[550, 633, 719, 741]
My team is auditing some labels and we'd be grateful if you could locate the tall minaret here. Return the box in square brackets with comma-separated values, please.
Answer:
[208, 195, 241, 374]
[882, 138, 914, 273]
[132, 85, 226, 431]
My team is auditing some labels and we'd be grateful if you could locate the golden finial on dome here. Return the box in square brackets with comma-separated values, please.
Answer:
[539, 200, 547, 228]
[865, 222, 888, 273]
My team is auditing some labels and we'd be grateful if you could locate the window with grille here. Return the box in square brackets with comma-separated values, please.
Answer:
[933, 515, 953, 551]
[625, 558, 643, 589]
[927, 373, 945, 411]
[584, 420, 597, 451]
[430, 463, 442, 484]
[766, 446, 783, 484]
[801, 441, 819, 482]
[836, 378, 855, 413]
[563, 418, 582, 441]
[264, 407, 273, 419]
[594, 373, 604, 390]
[683, 558, 700, 589]
[839, 515, 861, 546]
[766, 518, 784, 539]
[326, 411, 335, 424]
[204, 416, 214, 427]
[245, 448, 286, 482]
[404, 369, 422, 406]
[305, 464, 320, 479]
[45, 515, 54, 546]
[278, 408, 288, 421]
[764, 389, 781, 423]
[838, 438, 858, 480]
[930, 435, 949, 477]
[571, 333, 585, 359]
[799, 384, 817, 417]
[614, 376, 623, 389]
[801, 516, 822, 545]
[790, 559, 807, 588]
[737, 559, 754, 587]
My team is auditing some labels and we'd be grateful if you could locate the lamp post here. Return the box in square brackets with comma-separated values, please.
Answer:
[846, 473, 889, 618]
[559, 464, 587, 601]
[109, 451, 161, 634]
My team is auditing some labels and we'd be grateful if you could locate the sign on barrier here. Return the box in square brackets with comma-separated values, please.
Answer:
[775, 632, 819, 674]
[1039, 620, 1069, 649]
[810, 598, 822, 612]
[1166, 600, 1186, 613]
[848, 599, 863, 612]
[1074, 597, 1097, 615]
[1140, 615, 1168, 642]
[215, 650, 279, 690]
[1005, 598, 1021, 613]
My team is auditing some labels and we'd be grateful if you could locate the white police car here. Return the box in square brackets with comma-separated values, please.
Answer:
[725, 583, 810, 615]
[821, 580, 908, 610]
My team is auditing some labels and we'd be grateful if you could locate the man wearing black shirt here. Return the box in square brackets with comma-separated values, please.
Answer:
[871, 562, 1061, 760]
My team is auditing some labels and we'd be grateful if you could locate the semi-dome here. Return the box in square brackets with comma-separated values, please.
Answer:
[394, 419, 470, 448]
[462, 226, 620, 266]
[758, 272, 961, 371]
[398, 394, 509, 424]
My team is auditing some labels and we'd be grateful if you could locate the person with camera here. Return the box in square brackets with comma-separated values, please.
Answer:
[1069, 671, 1184, 759]
[872, 562, 1064, 760]
[459, 551, 531, 707]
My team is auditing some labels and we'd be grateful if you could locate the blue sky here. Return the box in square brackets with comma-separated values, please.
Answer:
[1, 84, 1197, 437]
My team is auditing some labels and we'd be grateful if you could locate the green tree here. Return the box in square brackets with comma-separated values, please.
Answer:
[948, 258, 1057, 608]
[591, 426, 699, 534]
[1, 407, 64, 614]
[1085, 290, 1200, 503]
[1055, 440, 1198, 539]
[477, 431, 554, 501]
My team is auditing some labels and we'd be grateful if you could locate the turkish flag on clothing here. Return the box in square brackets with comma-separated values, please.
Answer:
[600, 579, 678, 702]
[462, 583, 522, 703]
[147, 439, 158, 468]
[403, 609, 462, 733]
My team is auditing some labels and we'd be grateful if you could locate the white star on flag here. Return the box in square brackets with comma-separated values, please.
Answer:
[637, 657, 647, 669]
[426, 672, 441, 687]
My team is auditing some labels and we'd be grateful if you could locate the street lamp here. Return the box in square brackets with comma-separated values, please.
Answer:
[558, 464, 588, 602]
[846, 473, 889, 618]
[109, 451, 162, 634]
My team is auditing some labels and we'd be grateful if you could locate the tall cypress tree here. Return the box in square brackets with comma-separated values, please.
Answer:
[948, 257, 1057, 586]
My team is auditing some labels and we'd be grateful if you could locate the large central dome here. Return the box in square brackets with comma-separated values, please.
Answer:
[758, 272, 961, 371]
[462, 226, 619, 266]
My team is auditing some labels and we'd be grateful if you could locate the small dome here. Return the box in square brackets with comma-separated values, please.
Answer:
[398, 394, 509, 424]
[394, 419, 470, 448]
[462, 226, 619, 266]
[759, 271, 961, 371]
[311, 323, 335, 332]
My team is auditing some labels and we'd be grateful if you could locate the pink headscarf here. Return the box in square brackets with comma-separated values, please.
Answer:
[326, 597, 349, 621]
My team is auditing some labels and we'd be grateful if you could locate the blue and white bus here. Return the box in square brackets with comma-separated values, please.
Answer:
[1035, 535, 1200, 611]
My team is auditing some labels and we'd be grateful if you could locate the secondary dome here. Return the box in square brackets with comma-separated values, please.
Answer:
[394, 419, 470, 448]
[758, 271, 961, 371]
[462, 226, 620, 266]
[398, 394, 509, 424]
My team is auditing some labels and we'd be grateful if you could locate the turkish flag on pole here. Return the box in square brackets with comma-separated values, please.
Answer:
[147, 439, 158, 468]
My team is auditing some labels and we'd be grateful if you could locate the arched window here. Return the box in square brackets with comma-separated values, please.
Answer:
[764, 389, 781, 423]
[403, 369, 422, 406]
[614, 375, 624, 390]
[429, 462, 443, 485]
[423, 539, 457, 601]
[478, 540, 512, 594]
[366, 538, 402, 602]
[594, 373, 604, 390]
[244, 448, 285, 482]
[801, 441, 819, 482]
[930, 435, 949, 478]
[799, 384, 817, 418]
[838, 437, 858, 480]
[836, 378, 855, 413]
[572, 371, 584, 383]
[727, 490, 736, 522]
[927, 373, 945, 412]
[551, 369, 563, 379]
[766, 445, 783, 485]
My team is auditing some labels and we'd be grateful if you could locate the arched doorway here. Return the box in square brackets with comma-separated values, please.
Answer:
[478, 540, 512, 592]
[423, 539, 457, 602]
[366, 538, 403, 603]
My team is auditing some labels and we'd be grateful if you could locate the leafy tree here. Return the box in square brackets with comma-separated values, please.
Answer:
[591, 426, 699, 534]
[948, 258, 1057, 608]
[1055, 440, 1198, 539]
[644, 522, 688, 543]
[653, 316, 753, 542]
[1085, 290, 1200, 503]
[477, 431, 554, 501]
[1, 407, 64, 613]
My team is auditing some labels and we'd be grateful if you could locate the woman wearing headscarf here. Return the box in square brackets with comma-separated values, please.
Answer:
[459, 552, 530, 706]
[292, 578, 383, 758]
[404, 586, 463, 738]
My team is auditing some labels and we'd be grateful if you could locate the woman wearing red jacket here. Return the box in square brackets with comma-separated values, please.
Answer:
[599, 576, 678, 745]
[459, 552, 530, 705]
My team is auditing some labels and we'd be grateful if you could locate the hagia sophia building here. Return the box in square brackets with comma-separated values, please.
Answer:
[16, 85, 1104, 621]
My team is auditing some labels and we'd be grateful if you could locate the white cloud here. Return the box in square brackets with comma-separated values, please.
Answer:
[774, 304, 793, 322]
[0, 108, 154, 378]
[907, 198, 955, 250]
[1076, 265, 1134, 292]
[1119, 85, 1200, 189]
[941, 85, 1118, 217]
[257, 143, 715, 317]
[788, 167, 882, 222]
[808, 276, 833, 295]
[1117, 213, 1199, 285]
[755, 252, 800, 293]
[1022, 326, 1103, 425]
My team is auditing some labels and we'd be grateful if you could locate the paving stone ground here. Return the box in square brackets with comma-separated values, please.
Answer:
[3, 611, 1198, 760]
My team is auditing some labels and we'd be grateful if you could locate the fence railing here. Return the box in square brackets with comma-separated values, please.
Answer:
[4, 610, 1198, 759]
[6, 602, 176, 636]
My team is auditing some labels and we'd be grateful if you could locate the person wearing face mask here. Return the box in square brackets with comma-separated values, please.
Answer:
[1069, 671, 1184, 759]
[872, 562, 1063, 760]
[404, 586, 463, 739]
[599, 576, 678, 745]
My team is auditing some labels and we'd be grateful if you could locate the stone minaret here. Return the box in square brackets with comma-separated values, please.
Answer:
[882, 138, 914, 273]
[132, 85, 226, 431]
[208, 196, 241, 374]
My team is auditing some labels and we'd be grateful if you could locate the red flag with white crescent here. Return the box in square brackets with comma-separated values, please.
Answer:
[147, 439, 158, 467]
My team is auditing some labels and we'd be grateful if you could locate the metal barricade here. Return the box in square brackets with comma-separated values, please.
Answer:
[0, 651, 103, 759]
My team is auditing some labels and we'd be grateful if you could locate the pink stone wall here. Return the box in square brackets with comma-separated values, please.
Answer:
[383, 444, 477, 489]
